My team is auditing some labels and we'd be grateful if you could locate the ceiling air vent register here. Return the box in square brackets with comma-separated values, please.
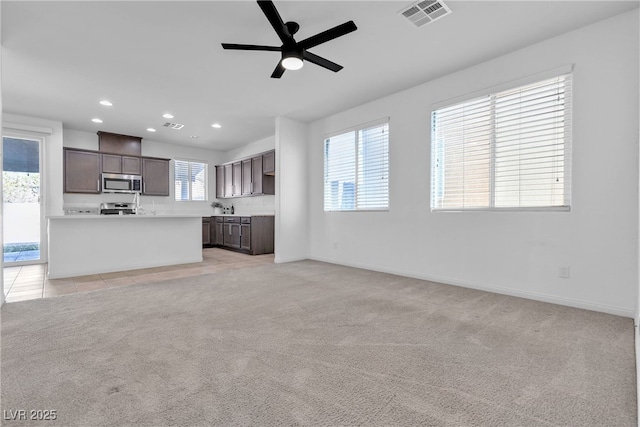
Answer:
[400, 0, 452, 28]
[163, 122, 184, 130]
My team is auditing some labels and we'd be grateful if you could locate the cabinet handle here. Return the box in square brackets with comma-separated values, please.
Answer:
[250, 182, 253, 193]
[143, 183, 146, 193]
[97, 179, 100, 192]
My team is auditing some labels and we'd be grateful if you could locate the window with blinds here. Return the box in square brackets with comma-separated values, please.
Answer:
[324, 120, 389, 211]
[174, 160, 208, 201]
[431, 73, 572, 211]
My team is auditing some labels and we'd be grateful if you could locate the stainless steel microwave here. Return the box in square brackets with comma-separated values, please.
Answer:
[102, 173, 142, 194]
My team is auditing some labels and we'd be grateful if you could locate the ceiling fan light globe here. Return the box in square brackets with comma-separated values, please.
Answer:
[282, 56, 304, 71]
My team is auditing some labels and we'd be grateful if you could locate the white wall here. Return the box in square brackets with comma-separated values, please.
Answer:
[275, 117, 308, 263]
[223, 135, 275, 163]
[63, 128, 225, 215]
[307, 11, 639, 317]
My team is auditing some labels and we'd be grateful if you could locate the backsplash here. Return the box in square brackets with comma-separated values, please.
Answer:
[213, 195, 275, 215]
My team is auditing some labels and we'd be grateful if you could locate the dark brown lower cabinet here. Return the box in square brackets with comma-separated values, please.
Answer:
[240, 218, 251, 251]
[214, 217, 224, 246]
[202, 217, 211, 247]
[209, 215, 274, 255]
[223, 217, 241, 249]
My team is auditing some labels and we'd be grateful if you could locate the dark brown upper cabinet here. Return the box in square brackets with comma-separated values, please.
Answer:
[64, 131, 170, 195]
[64, 149, 102, 194]
[215, 150, 275, 199]
[263, 150, 275, 175]
[232, 162, 242, 197]
[102, 154, 142, 175]
[141, 157, 170, 196]
[251, 155, 263, 195]
[216, 165, 225, 199]
[242, 158, 252, 196]
[97, 131, 142, 156]
[224, 164, 233, 197]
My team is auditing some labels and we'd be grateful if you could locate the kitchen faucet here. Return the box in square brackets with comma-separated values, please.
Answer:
[133, 192, 140, 214]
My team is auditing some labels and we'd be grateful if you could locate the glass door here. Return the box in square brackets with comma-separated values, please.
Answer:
[2, 136, 43, 265]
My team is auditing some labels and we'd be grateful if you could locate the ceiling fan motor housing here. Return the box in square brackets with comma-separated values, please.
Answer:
[285, 21, 300, 36]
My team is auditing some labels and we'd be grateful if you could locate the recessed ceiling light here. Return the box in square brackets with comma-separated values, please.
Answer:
[191, 135, 199, 139]
[91, 118, 103, 123]
[99, 100, 113, 106]
[211, 123, 222, 128]
[163, 113, 174, 119]
[147, 128, 156, 132]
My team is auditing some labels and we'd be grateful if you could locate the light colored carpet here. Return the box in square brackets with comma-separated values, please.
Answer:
[1, 260, 636, 426]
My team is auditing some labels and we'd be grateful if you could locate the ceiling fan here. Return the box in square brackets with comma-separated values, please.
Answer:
[221, 1, 357, 78]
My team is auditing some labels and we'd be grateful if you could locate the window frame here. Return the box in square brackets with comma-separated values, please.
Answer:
[174, 159, 208, 202]
[430, 66, 573, 212]
[323, 118, 390, 212]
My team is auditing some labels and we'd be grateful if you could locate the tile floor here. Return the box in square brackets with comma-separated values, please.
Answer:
[3, 248, 275, 303]
[3, 249, 40, 263]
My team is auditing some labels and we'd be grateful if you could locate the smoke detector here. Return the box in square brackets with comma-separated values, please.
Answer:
[400, 0, 452, 28]
[163, 122, 184, 130]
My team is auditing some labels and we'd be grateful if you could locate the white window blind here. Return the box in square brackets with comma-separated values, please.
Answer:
[174, 160, 208, 201]
[431, 73, 572, 211]
[324, 120, 389, 211]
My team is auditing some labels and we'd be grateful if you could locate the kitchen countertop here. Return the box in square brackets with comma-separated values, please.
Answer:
[48, 214, 205, 219]
[49, 212, 275, 219]
[211, 213, 274, 217]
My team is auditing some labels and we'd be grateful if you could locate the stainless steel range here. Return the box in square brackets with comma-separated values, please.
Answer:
[100, 202, 135, 215]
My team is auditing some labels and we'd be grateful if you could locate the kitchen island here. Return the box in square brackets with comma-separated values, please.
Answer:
[47, 214, 202, 279]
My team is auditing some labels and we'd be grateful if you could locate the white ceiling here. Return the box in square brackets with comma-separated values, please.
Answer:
[2, 1, 638, 151]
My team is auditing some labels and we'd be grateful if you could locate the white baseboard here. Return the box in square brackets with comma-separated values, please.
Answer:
[309, 256, 635, 319]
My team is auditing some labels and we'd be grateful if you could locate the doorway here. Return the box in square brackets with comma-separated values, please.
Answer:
[2, 135, 44, 265]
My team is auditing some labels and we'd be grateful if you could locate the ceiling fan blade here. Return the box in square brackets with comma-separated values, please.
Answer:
[271, 62, 286, 79]
[298, 21, 357, 50]
[257, 1, 291, 45]
[303, 51, 343, 72]
[221, 43, 281, 52]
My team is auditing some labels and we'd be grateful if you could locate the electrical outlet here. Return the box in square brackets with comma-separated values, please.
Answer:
[558, 266, 570, 279]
